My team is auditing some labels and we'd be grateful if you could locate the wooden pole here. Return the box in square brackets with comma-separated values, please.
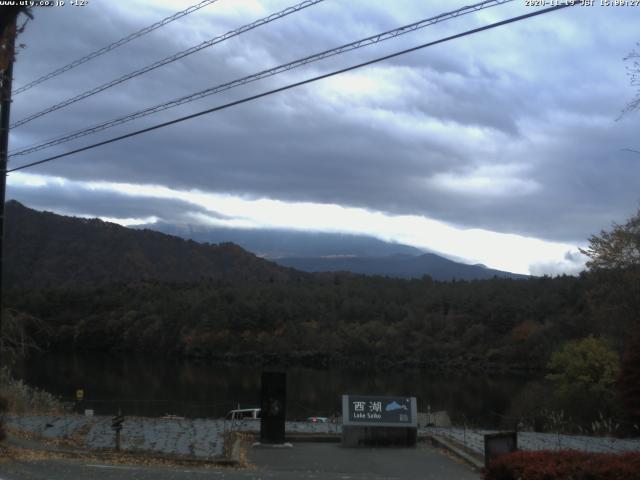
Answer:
[0, 11, 18, 365]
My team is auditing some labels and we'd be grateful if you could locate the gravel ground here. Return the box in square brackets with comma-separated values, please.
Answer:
[5, 415, 224, 458]
[6, 415, 640, 459]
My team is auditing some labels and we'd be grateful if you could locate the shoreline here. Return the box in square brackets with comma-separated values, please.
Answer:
[32, 348, 546, 377]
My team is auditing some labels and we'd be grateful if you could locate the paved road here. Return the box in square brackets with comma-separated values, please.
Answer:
[247, 442, 479, 479]
[0, 442, 478, 480]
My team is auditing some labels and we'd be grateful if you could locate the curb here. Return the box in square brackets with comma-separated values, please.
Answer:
[252, 442, 294, 449]
[286, 434, 341, 443]
[424, 434, 484, 470]
[235, 432, 342, 443]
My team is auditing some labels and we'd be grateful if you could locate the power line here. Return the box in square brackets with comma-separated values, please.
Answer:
[12, 0, 220, 96]
[7, 3, 579, 174]
[621, 148, 640, 155]
[11, 0, 325, 129]
[10, 0, 514, 157]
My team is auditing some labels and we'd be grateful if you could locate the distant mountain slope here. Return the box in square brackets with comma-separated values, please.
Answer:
[4, 201, 297, 288]
[137, 222, 425, 258]
[4, 201, 526, 287]
[275, 254, 527, 280]
[140, 223, 526, 280]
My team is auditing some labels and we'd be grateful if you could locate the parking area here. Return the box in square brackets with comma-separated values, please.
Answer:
[247, 441, 479, 479]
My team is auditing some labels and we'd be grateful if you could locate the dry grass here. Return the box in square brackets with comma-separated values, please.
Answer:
[0, 367, 62, 414]
[0, 441, 244, 469]
[5, 426, 83, 450]
[0, 443, 62, 462]
[222, 431, 254, 467]
[3, 424, 247, 469]
[0, 367, 62, 452]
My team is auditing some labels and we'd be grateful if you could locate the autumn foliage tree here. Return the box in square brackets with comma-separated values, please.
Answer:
[580, 209, 640, 270]
[580, 209, 640, 421]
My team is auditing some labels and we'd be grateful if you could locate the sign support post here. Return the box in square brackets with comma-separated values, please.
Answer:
[111, 409, 125, 451]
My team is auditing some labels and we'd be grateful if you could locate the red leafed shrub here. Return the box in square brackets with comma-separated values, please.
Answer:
[483, 450, 640, 480]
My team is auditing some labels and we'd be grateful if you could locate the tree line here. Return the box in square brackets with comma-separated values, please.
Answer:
[2, 269, 631, 374]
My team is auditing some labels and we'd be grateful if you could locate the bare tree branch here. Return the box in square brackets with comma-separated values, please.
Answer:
[620, 43, 640, 119]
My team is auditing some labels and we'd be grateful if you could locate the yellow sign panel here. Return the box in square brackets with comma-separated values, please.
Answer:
[76, 389, 84, 401]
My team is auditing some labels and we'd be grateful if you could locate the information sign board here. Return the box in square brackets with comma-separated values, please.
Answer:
[484, 432, 517, 466]
[342, 395, 417, 427]
[111, 414, 125, 431]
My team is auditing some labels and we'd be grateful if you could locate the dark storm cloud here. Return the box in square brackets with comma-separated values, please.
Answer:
[7, 1, 640, 247]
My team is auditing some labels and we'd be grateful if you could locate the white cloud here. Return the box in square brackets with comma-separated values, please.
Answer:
[529, 250, 588, 277]
[6, 0, 635, 273]
[8, 172, 585, 275]
[427, 163, 540, 196]
[97, 215, 159, 227]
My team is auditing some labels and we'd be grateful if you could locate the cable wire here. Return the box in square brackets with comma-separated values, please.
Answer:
[12, 0, 220, 96]
[11, 0, 325, 129]
[10, 0, 514, 157]
[621, 148, 640, 155]
[7, 2, 579, 174]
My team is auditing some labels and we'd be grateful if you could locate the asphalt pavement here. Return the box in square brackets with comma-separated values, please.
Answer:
[0, 442, 479, 480]
[247, 442, 479, 479]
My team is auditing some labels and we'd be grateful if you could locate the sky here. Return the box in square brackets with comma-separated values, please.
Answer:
[5, 0, 640, 275]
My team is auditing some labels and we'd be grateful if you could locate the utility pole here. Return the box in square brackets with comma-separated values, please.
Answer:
[0, 9, 20, 364]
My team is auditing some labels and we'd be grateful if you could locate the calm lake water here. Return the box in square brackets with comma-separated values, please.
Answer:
[16, 352, 533, 426]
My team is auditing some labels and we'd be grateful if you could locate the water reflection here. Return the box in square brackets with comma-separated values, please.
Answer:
[17, 352, 531, 424]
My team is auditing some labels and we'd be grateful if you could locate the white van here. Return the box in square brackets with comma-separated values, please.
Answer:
[225, 408, 261, 421]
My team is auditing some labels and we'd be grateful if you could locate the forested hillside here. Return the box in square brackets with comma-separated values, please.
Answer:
[4, 201, 298, 288]
[3, 202, 638, 374]
[7, 274, 590, 372]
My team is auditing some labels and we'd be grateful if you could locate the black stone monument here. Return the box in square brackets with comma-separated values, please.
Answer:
[260, 371, 287, 444]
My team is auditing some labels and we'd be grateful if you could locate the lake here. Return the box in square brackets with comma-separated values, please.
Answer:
[15, 352, 533, 426]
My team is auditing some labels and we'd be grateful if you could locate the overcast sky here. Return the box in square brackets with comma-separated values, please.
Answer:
[6, 0, 639, 275]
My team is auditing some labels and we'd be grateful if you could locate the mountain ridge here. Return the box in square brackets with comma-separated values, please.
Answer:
[135, 221, 526, 280]
[132, 221, 425, 259]
[3, 200, 299, 289]
[4, 201, 526, 286]
[275, 253, 527, 280]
